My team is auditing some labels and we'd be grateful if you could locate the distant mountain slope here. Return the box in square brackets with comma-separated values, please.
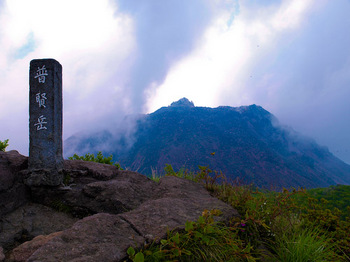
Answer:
[65, 98, 350, 189]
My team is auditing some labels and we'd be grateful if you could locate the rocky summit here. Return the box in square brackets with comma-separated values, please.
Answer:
[66, 98, 350, 189]
[0, 150, 238, 262]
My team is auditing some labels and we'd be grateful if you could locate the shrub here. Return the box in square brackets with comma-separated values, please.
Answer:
[0, 139, 9, 151]
[271, 227, 339, 262]
[128, 209, 255, 262]
[127, 164, 350, 261]
[68, 151, 122, 169]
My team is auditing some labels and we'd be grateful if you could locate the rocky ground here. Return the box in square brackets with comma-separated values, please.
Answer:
[0, 151, 239, 261]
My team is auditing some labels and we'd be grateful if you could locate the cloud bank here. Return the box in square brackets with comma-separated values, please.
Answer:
[0, 0, 349, 164]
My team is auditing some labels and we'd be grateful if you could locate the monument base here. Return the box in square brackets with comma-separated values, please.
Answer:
[24, 169, 63, 187]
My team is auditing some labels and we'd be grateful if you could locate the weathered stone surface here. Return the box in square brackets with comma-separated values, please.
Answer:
[63, 159, 120, 181]
[24, 176, 238, 261]
[0, 151, 28, 191]
[82, 171, 157, 212]
[121, 176, 239, 240]
[27, 213, 144, 262]
[0, 203, 78, 251]
[0, 247, 4, 262]
[0, 151, 29, 217]
[28, 59, 63, 187]
[1, 151, 241, 261]
[30, 166, 156, 218]
[24, 169, 64, 188]
[8, 231, 62, 262]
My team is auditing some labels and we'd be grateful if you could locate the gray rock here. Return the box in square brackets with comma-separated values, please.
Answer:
[25, 176, 239, 261]
[0, 151, 241, 261]
[121, 176, 239, 240]
[30, 168, 156, 218]
[82, 171, 157, 212]
[8, 231, 63, 262]
[0, 151, 29, 217]
[27, 213, 144, 262]
[0, 246, 4, 262]
[0, 203, 78, 251]
[63, 159, 120, 181]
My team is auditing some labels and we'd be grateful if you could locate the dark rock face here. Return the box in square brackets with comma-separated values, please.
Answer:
[0, 151, 29, 218]
[30, 162, 157, 218]
[27, 214, 145, 262]
[25, 175, 238, 262]
[0, 203, 78, 251]
[9, 231, 63, 262]
[170, 97, 195, 107]
[65, 99, 350, 189]
[0, 247, 4, 262]
[0, 151, 239, 261]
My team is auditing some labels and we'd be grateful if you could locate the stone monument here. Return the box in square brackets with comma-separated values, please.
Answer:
[26, 58, 63, 186]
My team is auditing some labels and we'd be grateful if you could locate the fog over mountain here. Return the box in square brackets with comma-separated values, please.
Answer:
[65, 98, 350, 189]
[1, 1, 350, 166]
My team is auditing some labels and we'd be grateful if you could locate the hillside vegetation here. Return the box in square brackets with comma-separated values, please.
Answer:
[129, 165, 350, 261]
[65, 98, 350, 189]
[70, 153, 350, 261]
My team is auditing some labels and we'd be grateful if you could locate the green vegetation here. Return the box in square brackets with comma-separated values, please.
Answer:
[68, 151, 122, 169]
[127, 209, 255, 262]
[50, 199, 73, 214]
[271, 226, 337, 262]
[0, 139, 9, 151]
[303, 185, 350, 220]
[129, 164, 350, 261]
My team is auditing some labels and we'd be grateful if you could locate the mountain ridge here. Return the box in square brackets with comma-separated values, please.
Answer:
[65, 98, 350, 189]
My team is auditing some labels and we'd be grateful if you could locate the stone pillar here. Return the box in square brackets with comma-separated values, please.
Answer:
[27, 59, 63, 186]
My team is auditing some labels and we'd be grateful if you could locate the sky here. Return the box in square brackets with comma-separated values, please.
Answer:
[0, 0, 350, 164]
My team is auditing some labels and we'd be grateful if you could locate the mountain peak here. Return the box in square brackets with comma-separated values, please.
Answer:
[170, 98, 195, 108]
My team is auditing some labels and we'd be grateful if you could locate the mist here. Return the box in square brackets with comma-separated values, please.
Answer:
[0, 0, 349, 165]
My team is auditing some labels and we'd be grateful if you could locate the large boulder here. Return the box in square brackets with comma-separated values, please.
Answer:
[17, 176, 239, 262]
[1, 152, 240, 261]
[8, 232, 63, 262]
[26, 214, 144, 262]
[30, 168, 157, 218]
[120, 176, 238, 240]
[0, 203, 78, 251]
[0, 247, 4, 262]
[63, 159, 121, 181]
[0, 151, 29, 217]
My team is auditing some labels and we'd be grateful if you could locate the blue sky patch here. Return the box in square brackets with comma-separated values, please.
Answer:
[14, 32, 36, 59]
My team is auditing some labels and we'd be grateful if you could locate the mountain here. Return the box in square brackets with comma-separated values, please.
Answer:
[64, 98, 350, 189]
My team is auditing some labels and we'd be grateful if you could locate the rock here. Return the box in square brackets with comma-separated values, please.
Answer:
[170, 97, 195, 107]
[0, 151, 29, 217]
[120, 176, 239, 240]
[0, 203, 78, 251]
[24, 169, 64, 187]
[0, 247, 4, 262]
[27, 213, 144, 262]
[82, 171, 157, 213]
[30, 169, 157, 218]
[8, 232, 62, 262]
[63, 159, 120, 181]
[25, 176, 239, 261]
[0, 151, 241, 261]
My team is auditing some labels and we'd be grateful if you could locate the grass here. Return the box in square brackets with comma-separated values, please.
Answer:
[68, 154, 349, 261]
[0, 139, 9, 151]
[128, 164, 349, 262]
[127, 209, 256, 262]
[271, 226, 338, 262]
[68, 151, 122, 169]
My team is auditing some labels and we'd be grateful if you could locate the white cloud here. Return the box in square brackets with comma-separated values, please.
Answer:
[0, 0, 136, 154]
[146, 0, 318, 111]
